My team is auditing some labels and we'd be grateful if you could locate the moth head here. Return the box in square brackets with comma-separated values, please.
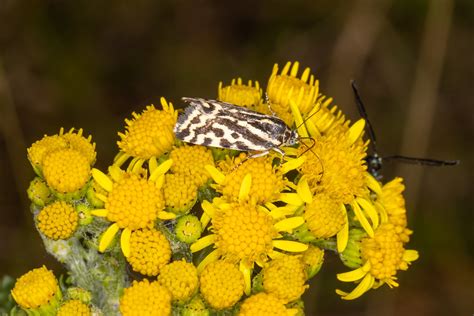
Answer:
[284, 129, 299, 146]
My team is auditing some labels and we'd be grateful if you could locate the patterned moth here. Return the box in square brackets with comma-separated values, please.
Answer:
[173, 97, 299, 157]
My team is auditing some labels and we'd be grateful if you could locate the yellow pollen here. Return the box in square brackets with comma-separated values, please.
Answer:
[163, 173, 198, 214]
[120, 279, 171, 316]
[170, 145, 214, 187]
[304, 193, 346, 238]
[42, 148, 91, 194]
[212, 202, 276, 263]
[106, 173, 164, 230]
[11, 266, 59, 309]
[57, 300, 91, 316]
[218, 78, 262, 109]
[37, 201, 79, 240]
[263, 255, 308, 303]
[238, 292, 291, 316]
[127, 228, 171, 276]
[118, 101, 177, 159]
[218, 156, 286, 204]
[199, 260, 244, 310]
[159, 260, 199, 303]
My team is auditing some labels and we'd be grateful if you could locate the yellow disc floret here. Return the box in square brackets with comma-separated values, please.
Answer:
[127, 228, 171, 276]
[27, 135, 68, 167]
[62, 129, 96, 165]
[263, 255, 308, 303]
[199, 260, 244, 310]
[239, 293, 291, 316]
[163, 173, 198, 214]
[212, 202, 276, 263]
[57, 300, 91, 316]
[42, 148, 91, 193]
[378, 177, 408, 228]
[170, 145, 214, 187]
[218, 78, 262, 108]
[118, 100, 177, 159]
[11, 266, 59, 309]
[106, 173, 164, 230]
[37, 201, 78, 240]
[120, 279, 172, 316]
[304, 193, 346, 238]
[361, 223, 412, 281]
[217, 156, 286, 205]
[159, 260, 199, 303]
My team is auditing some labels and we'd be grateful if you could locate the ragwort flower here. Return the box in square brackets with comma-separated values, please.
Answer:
[57, 299, 91, 316]
[159, 260, 199, 303]
[218, 77, 262, 110]
[238, 292, 296, 316]
[120, 279, 171, 316]
[37, 201, 79, 240]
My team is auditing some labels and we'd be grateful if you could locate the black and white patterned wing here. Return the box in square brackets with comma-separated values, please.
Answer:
[174, 98, 288, 151]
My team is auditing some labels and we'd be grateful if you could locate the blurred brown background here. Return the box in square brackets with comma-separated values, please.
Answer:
[0, 0, 472, 315]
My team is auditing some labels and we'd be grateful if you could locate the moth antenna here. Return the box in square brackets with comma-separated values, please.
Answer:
[294, 106, 322, 131]
[264, 93, 277, 116]
[350, 80, 378, 154]
[383, 155, 460, 166]
[297, 136, 324, 182]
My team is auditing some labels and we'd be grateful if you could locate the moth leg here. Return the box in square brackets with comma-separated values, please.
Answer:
[270, 147, 286, 165]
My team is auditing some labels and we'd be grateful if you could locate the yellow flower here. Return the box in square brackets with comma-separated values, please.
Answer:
[61, 128, 97, 164]
[57, 300, 91, 316]
[37, 201, 78, 240]
[159, 260, 199, 303]
[302, 245, 324, 279]
[304, 193, 347, 239]
[120, 279, 171, 316]
[263, 255, 308, 303]
[27, 177, 54, 207]
[117, 98, 177, 162]
[218, 77, 262, 109]
[336, 223, 419, 300]
[169, 145, 215, 187]
[42, 148, 91, 194]
[199, 260, 244, 310]
[163, 173, 198, 214]
[208, 153, 301, 205]
[127, 228, 171, 276]
[181, 295, 209, 316]
[11, 266, 60, 310]
[238, 293, 296, 316]
[90, 159, 176, 256]
[374, 176, 408, 228]
[266, 61, 319, 121]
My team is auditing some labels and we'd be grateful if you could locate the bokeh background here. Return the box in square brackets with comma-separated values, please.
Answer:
[0, 0, 472, 315]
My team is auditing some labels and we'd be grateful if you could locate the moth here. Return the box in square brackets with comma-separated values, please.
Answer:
[350, 81, 459, 179]
[174, 97, 299, 157]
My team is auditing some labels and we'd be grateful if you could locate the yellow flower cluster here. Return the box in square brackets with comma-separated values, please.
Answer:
[17, 61, 421, 316]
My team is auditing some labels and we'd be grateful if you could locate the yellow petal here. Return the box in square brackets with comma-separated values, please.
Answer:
[290, 61, 299, 77]
[91, 209, 108, 217]
[351, 201, 374, 238]
[268, 250, 284, 259]
[273, 240, 308, 252]
[158, 211, 176, 220]
[94, 193, 108, 203]
[269, 206, 296, 219]
[348, 119, 365, 145]
[239, 260, 252, 296]
[340, 274, 374, 300]
[274, 217, 304, 233]
[374, 201, 388, 223]
[239, 173, 252, 201]
[121, 228, 131, 258]
[337, 267, 367, 282]
[190, 234, 215, 253]
[108, 165, 123, 183]
[200, 213, 211, 230]
[127, 157, 140, 172]
[289, 100, 309, 137]
[99, 223, 120, 252]
[201, 200, 216, 217]
[281, 61, 291, 76]
[148, 156, 158, 173]
[366, 173, 382, 195]
[204, 165, 225, 184]
[297, 176, 313, 204]
[197, 249, 220, 273]
[279, 193, 304, 206]
[113, 152, 130, 168]
[281, 156, 306, 174]
[149, 159, 173, 181]
[155, 174, 165, 189]
[403, 249, 419, 262]
[91, 168, 113, 192]
[356, 197, 379, 229]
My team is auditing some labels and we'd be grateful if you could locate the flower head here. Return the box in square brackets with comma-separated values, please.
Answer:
[37, 201, 78, 240]
[170, 145, 214, 187]
[199, 260, 244, 310]
[163, 173, 198, 214]
[127, 228, 171, 276]
[376, 177, 408, 228]
[27, 177, 54, 207]
[57, 300, 91, 316]
[262, 255, 308, 303]
[120, 279, 171, 316]
[238, 293, 295, 316]
[218, 78, 262, 109]
[118, 98, 177, 160]
[11, 266, 59, 309]
[304, 193, 346, 238]
[159, 260, 199, 303]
